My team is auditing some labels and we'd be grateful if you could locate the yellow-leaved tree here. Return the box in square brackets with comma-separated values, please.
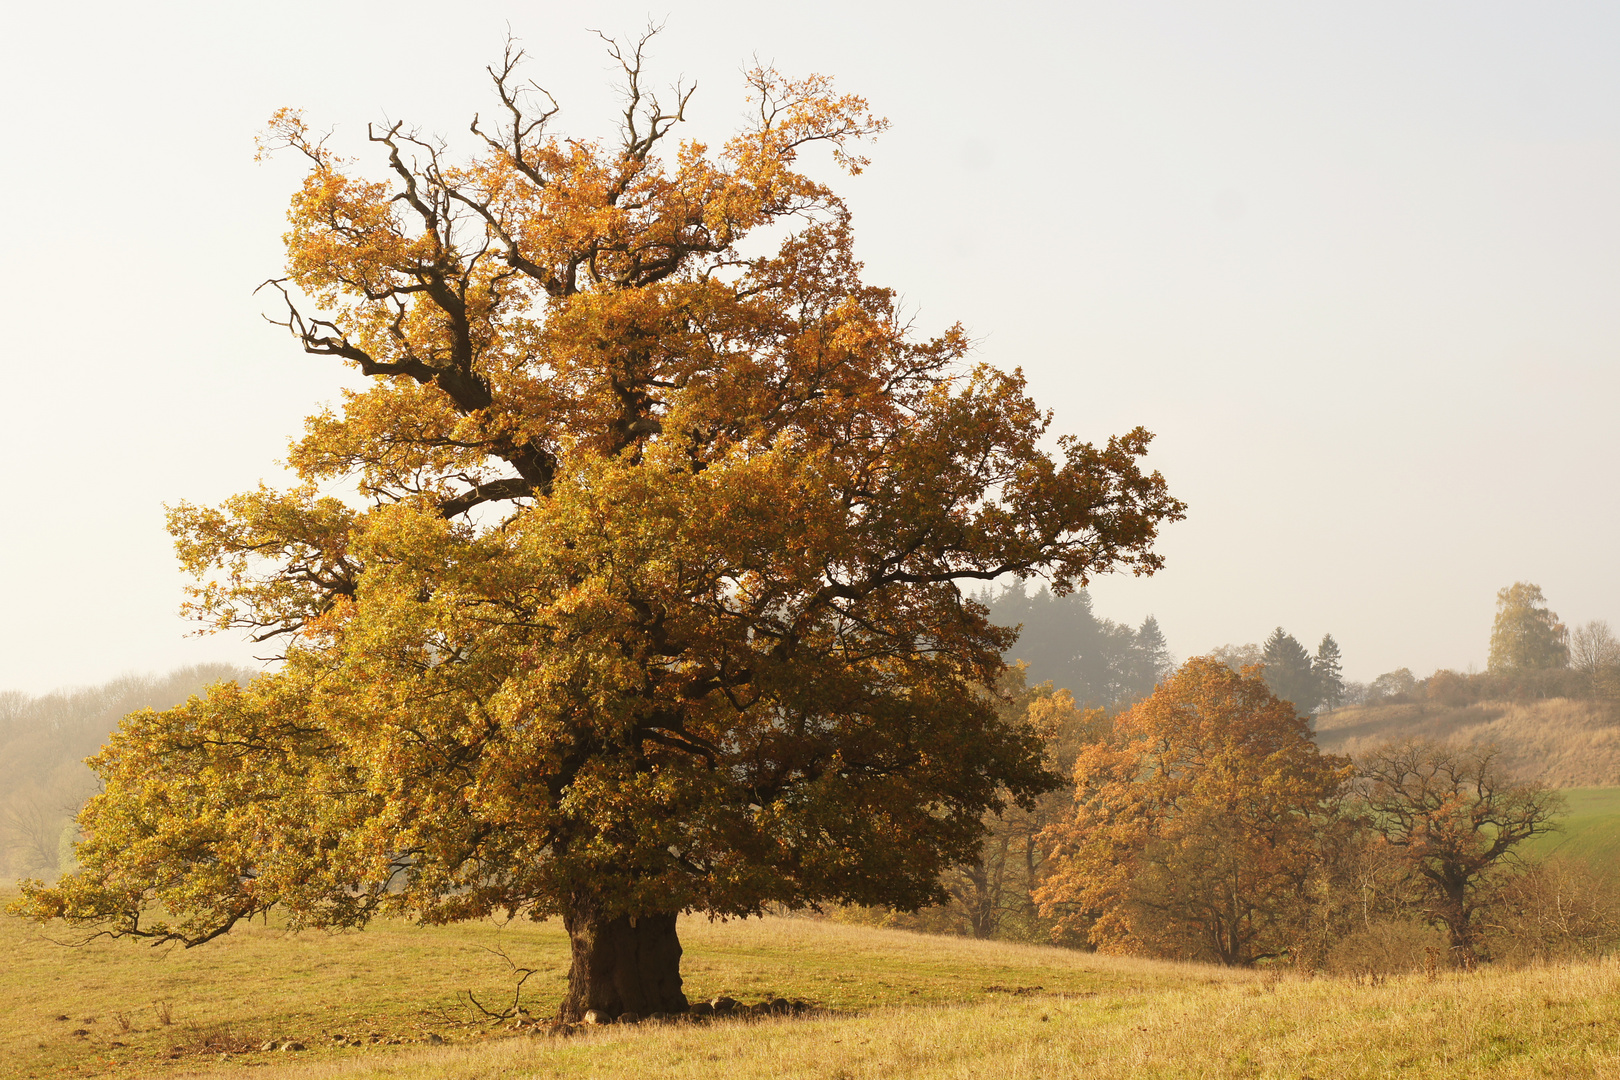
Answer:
[1037, 657, 1350, 965]
[12, 35, 1183, 1020]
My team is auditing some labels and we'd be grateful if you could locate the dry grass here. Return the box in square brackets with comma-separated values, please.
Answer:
[1316, 697, 1620, 787]
[7, 888, 1620, 1079]
[164, 957, 1620, 1080]
[0, 893, 1219, 1079]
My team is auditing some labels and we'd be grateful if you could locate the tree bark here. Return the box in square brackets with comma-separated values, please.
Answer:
[560, 902, 688, 1021]
[1431, 877, 1480, 970]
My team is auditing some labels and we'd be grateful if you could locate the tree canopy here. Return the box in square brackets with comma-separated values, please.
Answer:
[1036, 657, 1350, 965]
[1355, 741, 1562, 966]
[1488, 582, 1569, 672]
[12, 37, 1183, 1021]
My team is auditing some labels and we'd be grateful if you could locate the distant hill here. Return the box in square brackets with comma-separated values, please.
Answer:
[1314, 697, 1620, 788]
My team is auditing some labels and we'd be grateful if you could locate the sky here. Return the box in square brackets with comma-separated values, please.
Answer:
[2, 2, 1617, 693]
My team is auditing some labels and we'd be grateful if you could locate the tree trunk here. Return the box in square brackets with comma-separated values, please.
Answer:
[560, 902, 688, 1021]
[1438, 884, 1479, 971]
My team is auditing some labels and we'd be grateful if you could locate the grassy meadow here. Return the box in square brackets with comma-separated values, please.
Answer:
[8, 889, 1620, 1080]
[1522, 787, 1620, 876]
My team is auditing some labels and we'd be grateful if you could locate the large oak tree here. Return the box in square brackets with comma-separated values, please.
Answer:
[13, 37, 1182, 1020]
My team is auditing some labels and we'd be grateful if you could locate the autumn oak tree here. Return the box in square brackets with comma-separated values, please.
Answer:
[12, 37, 1182, 1020]
[1036, 658, 1350, 966]
[1355, 741, 1562, 967]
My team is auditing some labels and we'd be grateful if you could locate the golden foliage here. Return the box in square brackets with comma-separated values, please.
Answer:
[12, 32, 1182, 990]
[1037, 658, 1351, 965]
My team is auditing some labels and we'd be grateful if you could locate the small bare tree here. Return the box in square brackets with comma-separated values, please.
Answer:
[0, 791, 60, 875]
[1487, 857, 1620, 963]
[1570, 621, 1620, 696]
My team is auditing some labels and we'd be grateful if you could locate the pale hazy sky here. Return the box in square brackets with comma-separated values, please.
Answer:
[2, 2, 1616, 693]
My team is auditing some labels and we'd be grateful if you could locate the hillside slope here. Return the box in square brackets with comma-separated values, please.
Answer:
[1314, 697, 1620, 787]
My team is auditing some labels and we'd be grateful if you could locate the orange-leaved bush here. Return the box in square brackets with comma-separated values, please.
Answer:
[12, 34, 1183, 1020]
[1037, 657, 1349, 966]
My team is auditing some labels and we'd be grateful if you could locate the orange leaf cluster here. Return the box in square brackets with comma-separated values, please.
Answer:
[1037, 658, 1351, 965]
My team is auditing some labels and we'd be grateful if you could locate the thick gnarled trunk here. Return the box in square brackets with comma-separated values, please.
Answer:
[560, 904, 687, 1021]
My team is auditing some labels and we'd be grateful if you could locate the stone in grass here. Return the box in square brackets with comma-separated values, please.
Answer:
[769, 998, 791, 1015]
[617, 1012, 641, 1025]
[688, 1002, 714, 1018]
[426, 1033, 445, 1045]
[709, 997, 739, 1014]
[279, 1042, 307, 1052]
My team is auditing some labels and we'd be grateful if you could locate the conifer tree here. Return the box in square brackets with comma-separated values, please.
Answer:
[1313, 634, 1344, 711]
[1261, 627, 1319, 714]
[1122, 615, 1173, 702]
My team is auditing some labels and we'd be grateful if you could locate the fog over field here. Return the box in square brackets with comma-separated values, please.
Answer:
[2, 3, 1618, 691]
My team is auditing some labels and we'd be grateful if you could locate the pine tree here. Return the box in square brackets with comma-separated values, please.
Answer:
[1261, 627, 1320, 714]
[985, 591, 1176, 708]
[1121, 615, 1174, 702]
[1313, 634, 1345, 711]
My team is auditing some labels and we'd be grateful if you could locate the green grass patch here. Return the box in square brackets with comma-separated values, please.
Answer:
[1524, 787, 1620, 875]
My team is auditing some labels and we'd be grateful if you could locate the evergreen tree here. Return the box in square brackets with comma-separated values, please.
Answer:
[1313, 634, 1345, 711]
[1261, 627, 1320, 714]
[1120, 615, 1174, 702]
[984, 588, 1170, 708]
[984, 587, 1107, 700]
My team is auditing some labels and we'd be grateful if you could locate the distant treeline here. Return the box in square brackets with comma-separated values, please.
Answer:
[979, 587, 1173, 709]
[838, 658, 1612, 972]
[0, 664, 253, 879]
[983, 586, 1345, 716]
[1332, 583, 1620, 710]
[985, 581, 1620, 718]
[846, 581, 1620, 967]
